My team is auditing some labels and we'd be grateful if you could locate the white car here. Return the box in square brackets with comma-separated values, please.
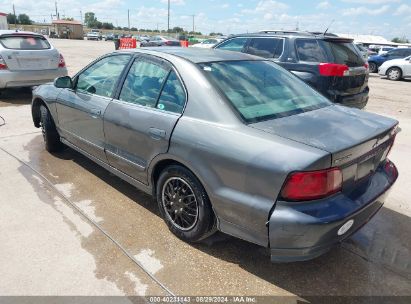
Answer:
[0, 30, 68, 90]
[190, 38, 225, 48]
[378, 47, 395, 55]
[86, 32, 100, 41]
[378, 56, 411, 81]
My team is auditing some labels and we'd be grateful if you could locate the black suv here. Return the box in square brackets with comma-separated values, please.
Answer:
[214, 31, 369, 109]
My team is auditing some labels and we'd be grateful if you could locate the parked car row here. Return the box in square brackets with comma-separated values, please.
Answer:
[367, 48, 411, 81]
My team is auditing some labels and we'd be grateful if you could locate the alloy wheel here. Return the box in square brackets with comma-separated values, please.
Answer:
[161, 177, 199, 231]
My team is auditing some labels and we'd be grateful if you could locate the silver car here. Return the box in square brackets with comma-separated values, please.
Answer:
[378, 55, 411, 81]
[0, 30, 67, 90]
[31, 48, 399, 262]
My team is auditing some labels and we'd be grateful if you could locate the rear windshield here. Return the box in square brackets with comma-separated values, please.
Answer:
[0, 35, 50, 50]
[199, 60, 330, 123]
[295, 39, 363, 66]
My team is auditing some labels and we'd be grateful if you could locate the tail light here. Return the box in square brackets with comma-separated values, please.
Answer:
[0, 55, 8, 70]
[280, 167, 343, 201]
[364, 63, 369, 70]
[384, 159, 398, 180]
[319, 63, 349, 77]
[58, 54, 66, 68]
[165, 40, 173, 46]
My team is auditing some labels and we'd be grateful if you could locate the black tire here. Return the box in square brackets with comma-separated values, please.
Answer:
[369, 62, 377, 73]
[156, 165, 216, 242]
[40, 105, 63, 152]
[386, 67, 402, 81]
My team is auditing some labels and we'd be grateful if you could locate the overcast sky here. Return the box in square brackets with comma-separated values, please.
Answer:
[1, 0, 410, 39]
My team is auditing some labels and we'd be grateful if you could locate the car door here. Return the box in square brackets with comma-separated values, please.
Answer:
[403, 56, 411, 77]
[104, 55, 186, 183]
[56, 54, 131, 161]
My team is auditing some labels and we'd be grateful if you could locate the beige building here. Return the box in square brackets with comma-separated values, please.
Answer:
[0, 12, 8, 30]
[52, 20, 83, 39]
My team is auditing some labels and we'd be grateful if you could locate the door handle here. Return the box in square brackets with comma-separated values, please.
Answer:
[89, 108, 101, 118]
[149, 127, 166, 140]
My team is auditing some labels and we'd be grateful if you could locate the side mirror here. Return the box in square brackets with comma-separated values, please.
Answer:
[54, 76, 73, 89]
[381, 53, 388, 57]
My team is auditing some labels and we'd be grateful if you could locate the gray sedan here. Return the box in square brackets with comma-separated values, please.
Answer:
[31, 48, 399, 262]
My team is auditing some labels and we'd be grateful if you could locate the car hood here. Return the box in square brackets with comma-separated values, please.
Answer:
[249, 105, 397, 155]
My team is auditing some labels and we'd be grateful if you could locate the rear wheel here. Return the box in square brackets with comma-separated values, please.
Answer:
[156, 165, 216, 242]
[387, 67, 402, 81]
[369, 62, 377, 73]
[40, 105, 63, 152]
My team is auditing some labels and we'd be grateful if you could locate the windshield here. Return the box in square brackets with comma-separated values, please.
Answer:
[0, 35, 50, 50]
[199, 60, 331, 123]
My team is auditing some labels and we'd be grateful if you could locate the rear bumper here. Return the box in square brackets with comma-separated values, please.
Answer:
[269, 160, 398, 262]
[336, 87, 369, 109]
[0, 68, 67, 89]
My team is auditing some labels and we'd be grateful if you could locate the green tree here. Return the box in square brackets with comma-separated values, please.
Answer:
[62, 17, 74, 21]
[84, 12, 98, 28]
[210, 32, 223, 36]
[392, 37, 410, 43]
[102, 22, 114, 30]
[7, 13, 18, 24]
[17, 14, 32, 25]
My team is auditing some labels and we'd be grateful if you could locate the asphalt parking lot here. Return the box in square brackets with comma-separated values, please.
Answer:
[0, 39, 410, 299]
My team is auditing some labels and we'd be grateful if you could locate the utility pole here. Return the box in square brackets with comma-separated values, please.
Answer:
[191, 14, 195, 33]
[80, 10, 83, 24]
[127, 9, 130, 33]
[13, 4, 17, 29]
[167, 0, 170, 31]
[55, 1, 59, 20]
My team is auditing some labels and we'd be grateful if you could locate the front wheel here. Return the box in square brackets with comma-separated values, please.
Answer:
[156, 165, 216, 242]
[387, 67, 402, 81]
[369, 62, 377, 73]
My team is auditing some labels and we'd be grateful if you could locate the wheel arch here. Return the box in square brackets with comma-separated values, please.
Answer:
[32, 97, 48, 128]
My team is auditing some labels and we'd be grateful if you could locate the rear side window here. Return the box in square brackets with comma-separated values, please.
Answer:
[216, 38, 248, 52]
[119, 59, 169, 107]
[400, 49, 411, 57]
[0, 35, 50, 50]
[157, 71, 186, 114]
[247, 38, 284, 59]
[295, 39, 327, 62]
[326, 42, 364, 66]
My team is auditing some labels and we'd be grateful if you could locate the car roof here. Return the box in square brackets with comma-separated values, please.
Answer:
[0, 30, 43, 37]
[226, 31, 353, 41]
[117, 47, 263, 64]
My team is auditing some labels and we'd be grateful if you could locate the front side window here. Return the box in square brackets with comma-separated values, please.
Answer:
[76, 55, 131, 97]
[247, 38, 284, 59]
[295, 39, 327, 62]
[119, 59, 169, 107]
[200, 60, 330, 123]
[0, 35, 50, 50]
[216, 38, 248, 52]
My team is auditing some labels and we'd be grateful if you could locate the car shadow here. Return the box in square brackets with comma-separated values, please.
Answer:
[0, 88, 32, 107]
[52, 146, 411, 296]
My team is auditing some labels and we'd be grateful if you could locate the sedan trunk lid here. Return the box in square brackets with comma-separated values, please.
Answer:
[250, 105, 398, 186]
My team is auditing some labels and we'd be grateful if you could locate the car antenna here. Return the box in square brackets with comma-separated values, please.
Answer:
[324, 19, 335, 35]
